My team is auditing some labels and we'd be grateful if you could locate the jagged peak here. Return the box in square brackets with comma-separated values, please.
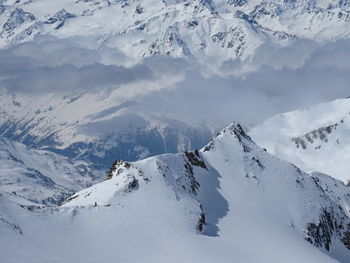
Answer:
[106, 160, 135, 180]
[220, 122, 250, 138]
[203, 122, 253, 152]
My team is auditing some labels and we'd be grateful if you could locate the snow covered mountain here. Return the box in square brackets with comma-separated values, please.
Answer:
[2, 1, 350, 260]
[61, 123, 350, 262]
[0, 136, 102, 205]
[2, 123, 348, 262]
[1, 0, 350, 71]
[250, 97, 350, 184]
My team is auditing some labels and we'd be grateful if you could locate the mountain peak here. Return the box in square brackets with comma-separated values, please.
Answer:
[220, 122, 251, 140]
[59, 119, 350, 261]
[203, 122, 254, 153]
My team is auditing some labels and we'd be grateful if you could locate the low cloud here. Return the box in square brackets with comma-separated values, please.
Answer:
[0, 37, 153, 93]
[131, 39, 350, 127]
[1, 36, 350, 127]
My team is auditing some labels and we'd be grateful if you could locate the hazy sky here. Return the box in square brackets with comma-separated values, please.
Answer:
[1, 37, 350, 128]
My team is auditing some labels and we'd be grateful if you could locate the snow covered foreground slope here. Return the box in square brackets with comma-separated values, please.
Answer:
[53, 123, 350, 262]
[1, 123, 350, 262]
[250, 97, 350, 184]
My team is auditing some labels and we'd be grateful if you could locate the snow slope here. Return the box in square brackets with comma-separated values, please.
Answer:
[0, 136, 102, 205]
[250, 97, 350, 184]
[2, 123, 348, 263]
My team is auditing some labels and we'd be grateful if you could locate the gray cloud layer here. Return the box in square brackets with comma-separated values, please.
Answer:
[1, 36, 350, 127]
[0, 37, 153, 93]
[133, 39, 350, 127]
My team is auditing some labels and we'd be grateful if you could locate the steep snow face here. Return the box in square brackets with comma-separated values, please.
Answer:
[1, 0, 350, 70]
[0, 136, 102, 205]
[60, 123, 350, 262]
[250, 97, 350, 184]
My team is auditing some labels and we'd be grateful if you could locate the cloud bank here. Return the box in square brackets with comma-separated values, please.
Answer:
[0, 37, 154, 93]
[1, 36, 350, 127]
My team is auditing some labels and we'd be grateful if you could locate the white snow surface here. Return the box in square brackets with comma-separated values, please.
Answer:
[1, 123, 350, 263]
[250, 97, 350, 184]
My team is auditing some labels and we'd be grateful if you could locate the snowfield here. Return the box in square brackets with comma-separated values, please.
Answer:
[250, 97, 350, 184]
[1, 123, 350, 263]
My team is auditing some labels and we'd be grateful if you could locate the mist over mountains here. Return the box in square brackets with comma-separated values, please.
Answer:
[2, 0, 350, 126]
[1, 0, 350, 262]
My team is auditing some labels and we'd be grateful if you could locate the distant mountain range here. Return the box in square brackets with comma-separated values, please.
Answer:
[0, 90, 213, 170]
[1, 0, 350, 172]
[0, 136, 102, 205]
[1, 0, 350, 71]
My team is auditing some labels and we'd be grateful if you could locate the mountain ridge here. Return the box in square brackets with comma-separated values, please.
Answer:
[1, 0, 350, 72]
[250, 97, 350, 183]
[60, 122, 350, 262]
